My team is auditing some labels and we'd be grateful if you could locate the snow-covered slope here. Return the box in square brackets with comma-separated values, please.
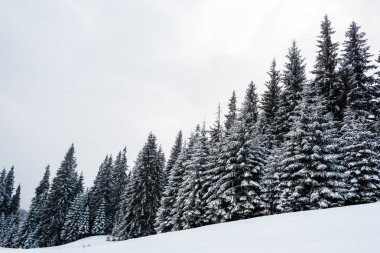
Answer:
[4, 203, 380, 253]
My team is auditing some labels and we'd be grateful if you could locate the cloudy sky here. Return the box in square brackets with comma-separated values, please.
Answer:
[1, 0, 379, 209]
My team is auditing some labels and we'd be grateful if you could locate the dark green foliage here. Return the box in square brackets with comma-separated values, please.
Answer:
[118, 133, 163, 240]
[275, 41, 306, 143]
[224, 91, 237, 132]
[37, 144, 80, 247]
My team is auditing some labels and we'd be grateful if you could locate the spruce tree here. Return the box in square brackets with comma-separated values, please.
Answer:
[164, 131, 183, 186]
[341, 108, 380, 204]
[19, 166, 50, 248]
[109, 148, 128, 233]
[92, 197, 107, 235]
[341, 21, 377, 117]
[275, 41, 306, 143]
[174, 124, 210, 230]
[118, 133, 163, 240]
[207, 85, 267, 223]
[261, 60, 282, 149]
[61, 194, 85, 243]
[156, 141, 189, 233]
[313, 15, 342, 120]
[224, 91, 237, 132]
[276, 84, 345, 212]
[89, 155, 112, 234]
[37, 144, 80, 247]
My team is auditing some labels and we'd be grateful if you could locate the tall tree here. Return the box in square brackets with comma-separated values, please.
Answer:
[89, 155, 112, 234]
[92, 197, 107, 235]
[261, 60, 282, 149]
[341, 108, 380, 204]
[174, 124, 210, 230]
[163, 131, 183, 186]
[118, 133, 163, 240]
[109, 148, 128, 233]
[207, 87, 267, 222]
[224, 91, 237, 132]
[276, 84, 345, 212]
[156, 141, 188, 233]
[37, 144, 80, 247]
[209, 104, 223, 143]
[275, 41, 306, 143]
[341, 21, 377, 117]
[19, 166, 50, 248]
[313, 15, 342, 119]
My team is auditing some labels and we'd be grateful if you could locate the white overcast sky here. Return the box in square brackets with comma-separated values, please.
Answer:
[1, 0, 379, 209]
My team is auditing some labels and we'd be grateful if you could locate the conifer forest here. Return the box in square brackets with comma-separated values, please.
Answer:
[1, 15, 380, 248]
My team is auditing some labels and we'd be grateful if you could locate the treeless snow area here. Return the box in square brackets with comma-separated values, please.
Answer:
[3, 202, 380, 253]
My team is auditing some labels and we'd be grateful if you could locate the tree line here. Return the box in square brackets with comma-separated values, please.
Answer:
[0, 15, 379, 248]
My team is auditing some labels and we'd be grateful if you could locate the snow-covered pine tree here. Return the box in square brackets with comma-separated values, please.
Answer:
[240, 82, 259, 133]
[118, 133, 163, 240]
[261, 146, 284, 215]
[37, 144, 80, 247]
[109, 148, 128, 234]
[224, 91, 237, 132]
[341, 108, 380, 204]
[9, 185, 20, 216]
[1, 167, 14, 216]
[92, 197, 107, 235]
[312, 15, 343, 120]
[341, 21, 377, 118]
[260, 59, 282, 149]
[156, 140, 189, 233]
[1, 212, 20, 248]
[275, 41, 306, 143]
[276, 83, 346, 212]
[89, 155, 112, 235]
[175, 124, 210, 230]
[201, 104, 224, 225]
[78, 203, 90, 239]
[18, 166, 50, 248]
[61, 193, 85, 243]
[207, 83, 267, 223]
[163, 131, 183, 187]
[110, 172, 131, 240]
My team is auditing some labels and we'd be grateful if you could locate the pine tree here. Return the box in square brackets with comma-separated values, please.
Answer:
[174, 124, 210, 230]
[240, 82, 259, 132]
[118, 133, 163, 240]
[156, 141, 189, 233]
[18, 166, 50, 248]
[78, 204, 90, 238]
[276, 84, 346, 212]
[2, 167, 15, 216]
[275, 41, 306, 143]
[92, 197, 107, 235]
[224, 91, 237, 132]
[109, 148, 128, 233]
[2, 212, 20, 248]
[261, 146, 283, 215]
[341, 108, 380, 204]
[89, 155, 112, 235]
[9, 185, 20, 216]
[164, 131, 183, 186]
[37, 144, 80, 247]
[260, 60, 282, 149]
[341, 21, 377, 118]
[207, 85, 267, 222]
[313, 15, 342, 120]
[61, 193, 85, 243]
[261, 59, 281, 123]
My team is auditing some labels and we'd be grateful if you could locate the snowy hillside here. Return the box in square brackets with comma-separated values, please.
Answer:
[3, 203, 380, 253]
